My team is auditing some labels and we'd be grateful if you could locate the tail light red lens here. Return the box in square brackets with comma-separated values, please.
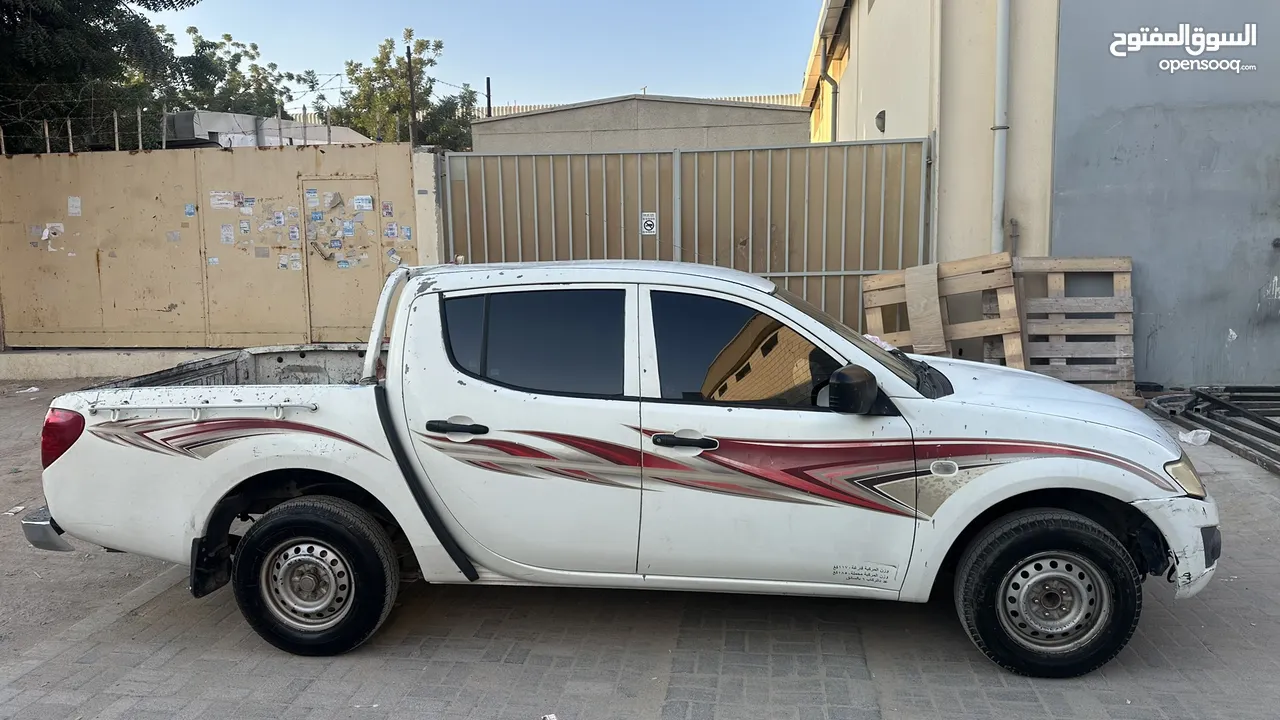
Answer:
[41, 408, 85, 469]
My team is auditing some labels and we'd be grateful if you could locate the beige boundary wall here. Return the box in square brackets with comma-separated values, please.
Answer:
[0, 144, 440, 349]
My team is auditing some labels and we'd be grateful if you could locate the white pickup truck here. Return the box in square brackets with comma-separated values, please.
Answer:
[25, 260, 1219, 678]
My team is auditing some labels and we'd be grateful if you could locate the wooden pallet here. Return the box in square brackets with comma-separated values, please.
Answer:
[991, 257, 1139, 405]
[862, 252, 1026, 369]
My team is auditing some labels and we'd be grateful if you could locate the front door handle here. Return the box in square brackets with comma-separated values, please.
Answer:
[426, 420, 489, 435]
[652, 433, 718, 450]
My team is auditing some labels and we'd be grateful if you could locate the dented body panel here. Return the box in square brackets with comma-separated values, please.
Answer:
[36, 260, 1218, 607]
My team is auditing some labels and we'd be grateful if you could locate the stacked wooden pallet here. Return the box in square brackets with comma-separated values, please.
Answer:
[863, 253, 1140, 406]
[1009, 256, 1139, 405]
[861, 252, 1026, 369]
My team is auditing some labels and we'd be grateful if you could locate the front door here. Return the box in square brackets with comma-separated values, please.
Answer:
[636, 285, 918, 591]
[402, 283, 643, 574]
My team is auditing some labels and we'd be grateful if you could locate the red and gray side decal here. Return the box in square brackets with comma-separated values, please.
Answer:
[89, 418, 383, 460]
[418, 430, 1176, 520]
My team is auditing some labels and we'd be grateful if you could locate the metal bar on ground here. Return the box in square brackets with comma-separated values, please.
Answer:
[1193, 388, 1280, 437]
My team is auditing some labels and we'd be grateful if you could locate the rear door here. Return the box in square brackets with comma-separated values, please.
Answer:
[635, 285, 919, 591]
[401, 283, 643, 574]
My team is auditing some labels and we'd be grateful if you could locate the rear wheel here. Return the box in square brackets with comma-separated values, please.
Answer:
[232, 496, 399, 656]
[953, 508, 1142, 677]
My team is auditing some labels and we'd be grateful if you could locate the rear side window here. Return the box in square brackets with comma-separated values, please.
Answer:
[442, 289, 625, 397]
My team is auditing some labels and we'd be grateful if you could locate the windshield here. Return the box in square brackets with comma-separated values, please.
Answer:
[773, 287, 919, 388]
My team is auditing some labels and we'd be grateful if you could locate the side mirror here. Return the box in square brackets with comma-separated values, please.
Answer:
[828, 364, 878, 414]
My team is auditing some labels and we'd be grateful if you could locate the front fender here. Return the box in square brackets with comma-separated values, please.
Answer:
[898, 456, 1181, 602]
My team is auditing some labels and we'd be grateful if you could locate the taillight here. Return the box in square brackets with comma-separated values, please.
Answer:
[41, 408, 85, 469]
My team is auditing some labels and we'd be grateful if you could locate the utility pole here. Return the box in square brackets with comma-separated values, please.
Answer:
[406, 43, 417, 147]
[485, 77, 492, 118]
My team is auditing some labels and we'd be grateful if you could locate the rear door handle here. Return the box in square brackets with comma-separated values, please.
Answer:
[426, 420, 489, 435]
[652, 433, 718, 450]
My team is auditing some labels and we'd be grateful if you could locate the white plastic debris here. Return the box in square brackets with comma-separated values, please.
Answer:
[863, 334, 896, 351]
[14, 387, 39, 394]
[541, 715, 559, 720]
[1178, 429, 1211, 446]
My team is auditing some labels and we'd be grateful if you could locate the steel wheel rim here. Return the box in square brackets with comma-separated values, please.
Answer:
[259, 537, 354, 632]
[996, 550, 1112, 654]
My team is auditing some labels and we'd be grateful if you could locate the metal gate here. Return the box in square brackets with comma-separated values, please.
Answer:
[441, 139, 929, 328]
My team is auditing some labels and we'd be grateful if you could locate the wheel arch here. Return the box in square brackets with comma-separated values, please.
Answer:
[190, 467, 415, 598]
[907, 487, 1171, 604]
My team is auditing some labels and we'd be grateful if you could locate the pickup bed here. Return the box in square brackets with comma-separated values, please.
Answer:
[26, 260, 1220, 678]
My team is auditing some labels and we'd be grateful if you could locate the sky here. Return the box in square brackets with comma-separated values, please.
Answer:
[149, 0, 819, 114]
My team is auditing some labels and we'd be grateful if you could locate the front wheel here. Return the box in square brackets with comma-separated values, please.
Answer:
[232, 496, 400, 656]
[953, 508, 1142, 677]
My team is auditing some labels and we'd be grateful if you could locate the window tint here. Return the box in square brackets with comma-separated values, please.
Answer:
[442, 289, 625, 397]
[443, 295, 484, 375]
[650, 291, 841, 409]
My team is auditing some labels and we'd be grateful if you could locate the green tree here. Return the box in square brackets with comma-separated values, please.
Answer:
[333, 28, 476, 150]
[160, 26, 304, 118]
[0, 0, 203, 151]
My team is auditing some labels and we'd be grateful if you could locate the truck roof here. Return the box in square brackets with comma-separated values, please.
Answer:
[410, 260, 778, 294]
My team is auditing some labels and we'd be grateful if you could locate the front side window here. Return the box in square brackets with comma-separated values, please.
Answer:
[442, 288, 625, 397]
[650, 290, 840, 409]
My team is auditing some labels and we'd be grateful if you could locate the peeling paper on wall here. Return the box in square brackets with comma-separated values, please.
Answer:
[67, 196, 81, 217]
[209, 191, 234, 210]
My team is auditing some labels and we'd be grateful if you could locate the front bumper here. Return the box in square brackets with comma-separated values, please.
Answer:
[22, 506, 74, 552]
[1131, 494, 1220, 599]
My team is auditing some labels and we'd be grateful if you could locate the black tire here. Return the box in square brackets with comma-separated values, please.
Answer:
[953, 508, 1142, 678]
[232, 495, 399, 656]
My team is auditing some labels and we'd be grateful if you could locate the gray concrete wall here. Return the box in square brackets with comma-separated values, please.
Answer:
[471, 97, 810, 153]
[1051, 0, 1280, 387]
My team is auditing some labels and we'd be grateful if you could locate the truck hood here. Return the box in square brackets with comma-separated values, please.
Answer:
[916, 356, 1180, 456]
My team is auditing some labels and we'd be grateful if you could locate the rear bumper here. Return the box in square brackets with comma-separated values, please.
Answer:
[1131, 494, 1220, 599]
[22, 506, 74, 552]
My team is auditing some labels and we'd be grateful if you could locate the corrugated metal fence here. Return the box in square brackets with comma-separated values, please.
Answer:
[441, 139, 929, 328]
